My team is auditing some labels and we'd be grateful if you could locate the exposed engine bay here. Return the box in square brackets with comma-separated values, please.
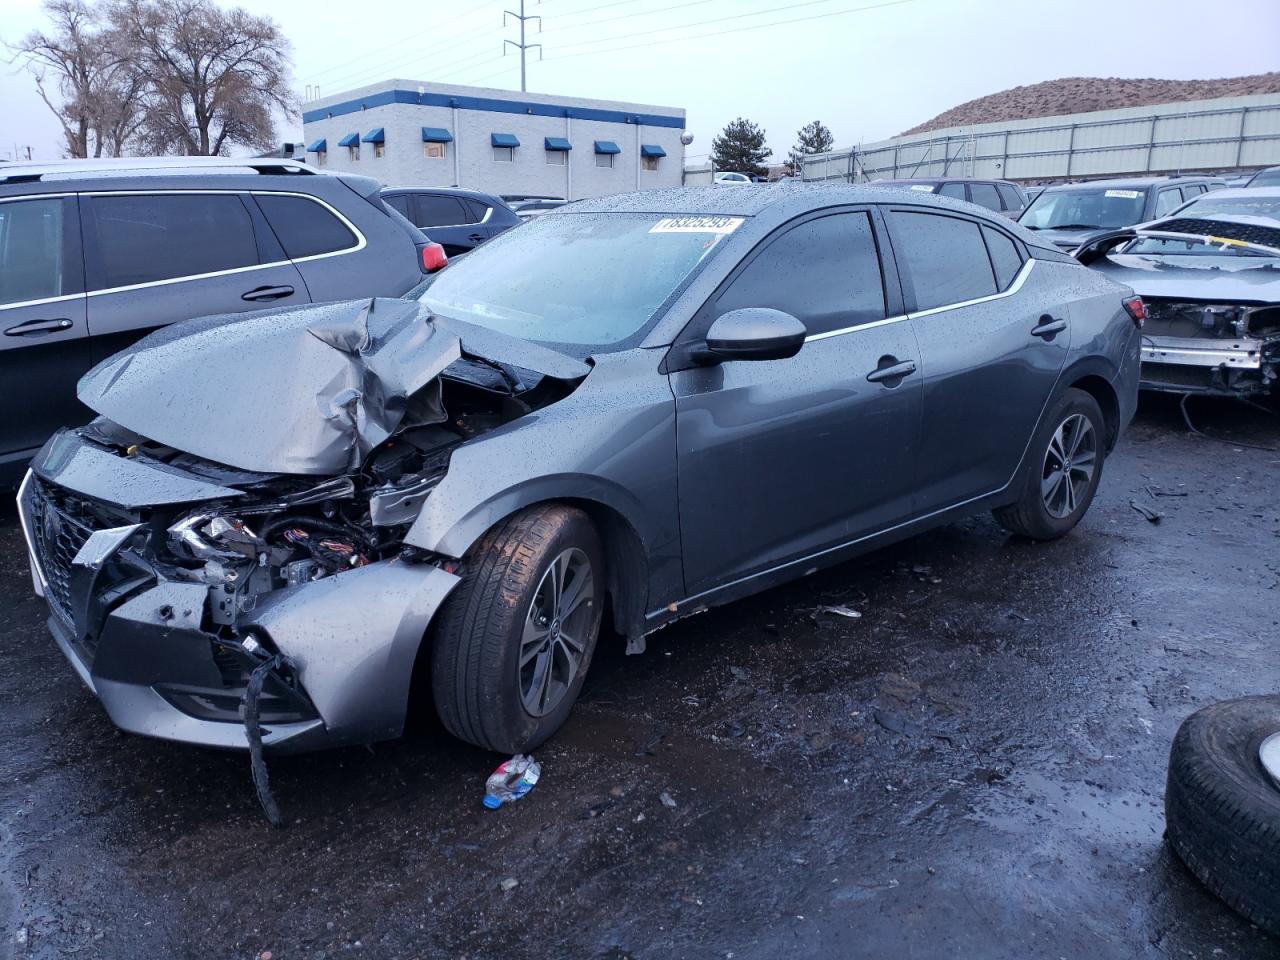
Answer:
[1140, 299, 1280, 396]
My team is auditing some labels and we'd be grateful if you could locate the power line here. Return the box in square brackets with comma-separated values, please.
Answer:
[540, 0, 720, 35]
[551, 0, 896, 52]
[545, 0, 916, 62]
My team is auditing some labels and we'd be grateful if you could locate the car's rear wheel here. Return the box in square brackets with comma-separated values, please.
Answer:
[993, 387, 1105, 540]
[431, 504, 603, 753]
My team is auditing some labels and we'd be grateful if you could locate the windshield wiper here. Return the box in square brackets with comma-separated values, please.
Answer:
[1049, 223, 1103, 231]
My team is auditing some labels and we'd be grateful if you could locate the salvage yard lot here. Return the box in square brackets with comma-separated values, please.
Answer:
[2, 394, 1278, 960]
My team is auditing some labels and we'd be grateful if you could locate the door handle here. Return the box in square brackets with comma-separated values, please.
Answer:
[241, 285, 295, 303]
[1031, 316, 1067, 340]
[4, 317, 73, 337]
[468, 233, 485, 242]
[866, 357, 917, 385]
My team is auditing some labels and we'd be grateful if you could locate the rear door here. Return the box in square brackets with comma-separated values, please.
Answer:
[0, 194, 92, 464]
[969, 182, 1005, 215]
[409, 193, 487, 255]
[886, 208, 1070, 513]
[82, 191, 308, 361]
[669, 208, 923, 594]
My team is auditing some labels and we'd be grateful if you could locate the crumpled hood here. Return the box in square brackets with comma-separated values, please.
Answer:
[1091, 254, 1280, 303]
[78, 298, 589, 476]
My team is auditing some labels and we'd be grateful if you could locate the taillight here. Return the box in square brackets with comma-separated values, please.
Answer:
[1122, 295, 1146, 328]
[420, 242, 448, 273]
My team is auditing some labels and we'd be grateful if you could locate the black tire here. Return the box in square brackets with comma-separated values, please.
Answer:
[431, 504, 604, 754]
[993, 387, 1106, 540]
[1165, 695, 1280, 936]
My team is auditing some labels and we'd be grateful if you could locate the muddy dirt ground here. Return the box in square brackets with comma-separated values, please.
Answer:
[2, 393, 1278, 960]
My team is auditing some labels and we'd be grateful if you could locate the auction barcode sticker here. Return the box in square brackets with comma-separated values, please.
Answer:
[1104, 189, 1142, 199]
[650, 216, 745, 234]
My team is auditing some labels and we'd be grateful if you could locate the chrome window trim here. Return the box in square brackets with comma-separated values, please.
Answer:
[802, 258, 1034, 343]
[78, 189, 366, 298]
[0, 193, 81, 311]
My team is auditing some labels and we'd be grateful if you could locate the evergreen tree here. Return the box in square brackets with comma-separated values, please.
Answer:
[787, 120, 834, 177]
[711, 117, 770, 179]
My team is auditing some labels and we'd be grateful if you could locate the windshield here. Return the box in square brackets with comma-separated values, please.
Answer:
[418, 212, 738, 355]
[1248, 168, 1280, 187]
[1177, 194, 1280, 220]
[1020, 187, 1147, 230]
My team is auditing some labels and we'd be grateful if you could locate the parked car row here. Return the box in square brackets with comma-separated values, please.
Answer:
[13, 162, 1143, 763]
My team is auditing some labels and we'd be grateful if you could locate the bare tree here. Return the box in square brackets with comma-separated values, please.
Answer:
[110, 0, 294, 156]
[14, 0, 110, 157]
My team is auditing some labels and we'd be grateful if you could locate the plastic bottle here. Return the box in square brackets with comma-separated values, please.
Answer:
[483, 755, 541, 809]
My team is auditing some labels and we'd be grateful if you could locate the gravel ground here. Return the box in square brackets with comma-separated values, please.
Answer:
[1, 393, 1278, 960]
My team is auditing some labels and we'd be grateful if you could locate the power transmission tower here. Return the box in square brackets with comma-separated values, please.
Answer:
[504, 0, 542, 93]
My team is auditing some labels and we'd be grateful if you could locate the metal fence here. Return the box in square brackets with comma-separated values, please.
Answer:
[802, 95, 1280, 184]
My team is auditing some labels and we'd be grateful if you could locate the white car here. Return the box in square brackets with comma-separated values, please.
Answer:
[714, 172, 752, 186]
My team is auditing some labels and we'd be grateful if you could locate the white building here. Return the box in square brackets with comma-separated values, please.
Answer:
[302, 80, 687, 199]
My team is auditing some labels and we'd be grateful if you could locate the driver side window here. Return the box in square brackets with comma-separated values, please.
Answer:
[712, 212, 887, 337]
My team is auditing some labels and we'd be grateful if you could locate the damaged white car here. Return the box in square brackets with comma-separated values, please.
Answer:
[1077, 189, 1280, 397]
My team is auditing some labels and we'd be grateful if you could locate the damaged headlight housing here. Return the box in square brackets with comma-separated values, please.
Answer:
[168, 513, 261, 563]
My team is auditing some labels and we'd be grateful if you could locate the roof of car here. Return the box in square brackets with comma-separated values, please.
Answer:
[1190, 186, 1280, 200]
[0, 156, 317, 182]
[382, 185, 504, 203]
[1037, 175, 1221, 193]
[873, 177, 1019, 185]
[562, 184, 1024, 220]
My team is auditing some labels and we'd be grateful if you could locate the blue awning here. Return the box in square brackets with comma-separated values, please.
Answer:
[594, 140, 621, 155]
[544, 136, 572, 151]
[491, 133, 520, 148]
[362, 128, 385, 143]
[422, 127, 453, 143]
[306, 138, 327, 153]
[640, 144, 666, 158]
[338, 132, 360, 147]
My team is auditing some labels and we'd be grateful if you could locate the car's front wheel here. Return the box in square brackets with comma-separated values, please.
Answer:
[993, 387, 1106, 540]
[431, 504, 604, 753]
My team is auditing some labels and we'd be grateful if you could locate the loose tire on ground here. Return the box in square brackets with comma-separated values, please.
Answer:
[431, 504, 604, 754]
[1165, 695, 1280, 936]
[994, 386, 1106, 540]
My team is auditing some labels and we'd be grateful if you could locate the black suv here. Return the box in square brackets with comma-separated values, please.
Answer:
[866, 177, 1028, 218]
[0, 158, 433, 484]
[381, 187, 521, 256]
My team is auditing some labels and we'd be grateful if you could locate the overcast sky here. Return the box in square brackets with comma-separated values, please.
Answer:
[2, 0, 1278, 162]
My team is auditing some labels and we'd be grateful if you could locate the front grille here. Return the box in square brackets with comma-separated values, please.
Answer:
[29, 483, 101, 628]
[1155, 217, 1280, 251]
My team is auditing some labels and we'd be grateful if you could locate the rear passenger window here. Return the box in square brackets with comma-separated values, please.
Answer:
[255, 194, 358, 259]
[996, 183, 1024, 211]
[982, 225, 1023, 291]
[970, 183, 1002, 211]
[938, 182, 966, 200]
[413, 195, 468, 227]
[89, 193, 258, 289]
[0, 198, 68, 305]
[1155, 190, 1182, 217]
[462, 199, 489, 223]
[714, 212, 885, 336]
[889, 211, 997, 311]
[383, 194, 411, 218]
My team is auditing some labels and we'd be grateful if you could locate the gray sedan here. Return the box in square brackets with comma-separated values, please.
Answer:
[19, 185, 1142, 757]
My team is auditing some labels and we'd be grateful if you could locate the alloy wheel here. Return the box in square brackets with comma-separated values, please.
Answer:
[1041, 413, 1096, 519]
[519, 547, 594, 717]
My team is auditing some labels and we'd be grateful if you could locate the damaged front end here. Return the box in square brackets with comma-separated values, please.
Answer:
[1077, 217, 1280, 398]
[18, 298, 588, 751]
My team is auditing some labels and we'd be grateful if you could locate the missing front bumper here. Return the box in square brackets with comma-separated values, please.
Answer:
[1140, 336, 1279, 397]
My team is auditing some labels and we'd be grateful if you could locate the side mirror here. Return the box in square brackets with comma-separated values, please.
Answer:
[698, 308, 807, 363]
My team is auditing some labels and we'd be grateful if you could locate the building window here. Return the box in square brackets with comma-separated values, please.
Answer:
[424, 142, 446, 160]
[490, 133, 519, 163]
[546, 150, 566, 166]
[493, 146, 514, 162]
[373, 141, 385, 159]
[348, 144, 359, 161]
[595, 153, 614, 169]
[642, 155, 658, 171]
[315, 152, 326, 168]
[640, 144, 666, 172]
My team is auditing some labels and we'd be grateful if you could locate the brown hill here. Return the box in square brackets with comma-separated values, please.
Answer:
[900, 73, 1280, 136]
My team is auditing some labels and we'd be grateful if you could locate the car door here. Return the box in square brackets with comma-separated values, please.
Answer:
[668, 208, 923, 595]
[1153, 188, 1184, 219]
[81, 191, 308, 362]
[410, 193, 486, 255]
[886, 209, 1070, 513]
[0, 194, 93, 468]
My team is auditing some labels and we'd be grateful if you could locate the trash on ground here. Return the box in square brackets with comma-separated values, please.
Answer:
[660, 791, 678, 808]
[1129, 500, 1163, 524]
[499, 878, 519, 892]
[483, 755, 541, 809]
[815, 604, 862, 619]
